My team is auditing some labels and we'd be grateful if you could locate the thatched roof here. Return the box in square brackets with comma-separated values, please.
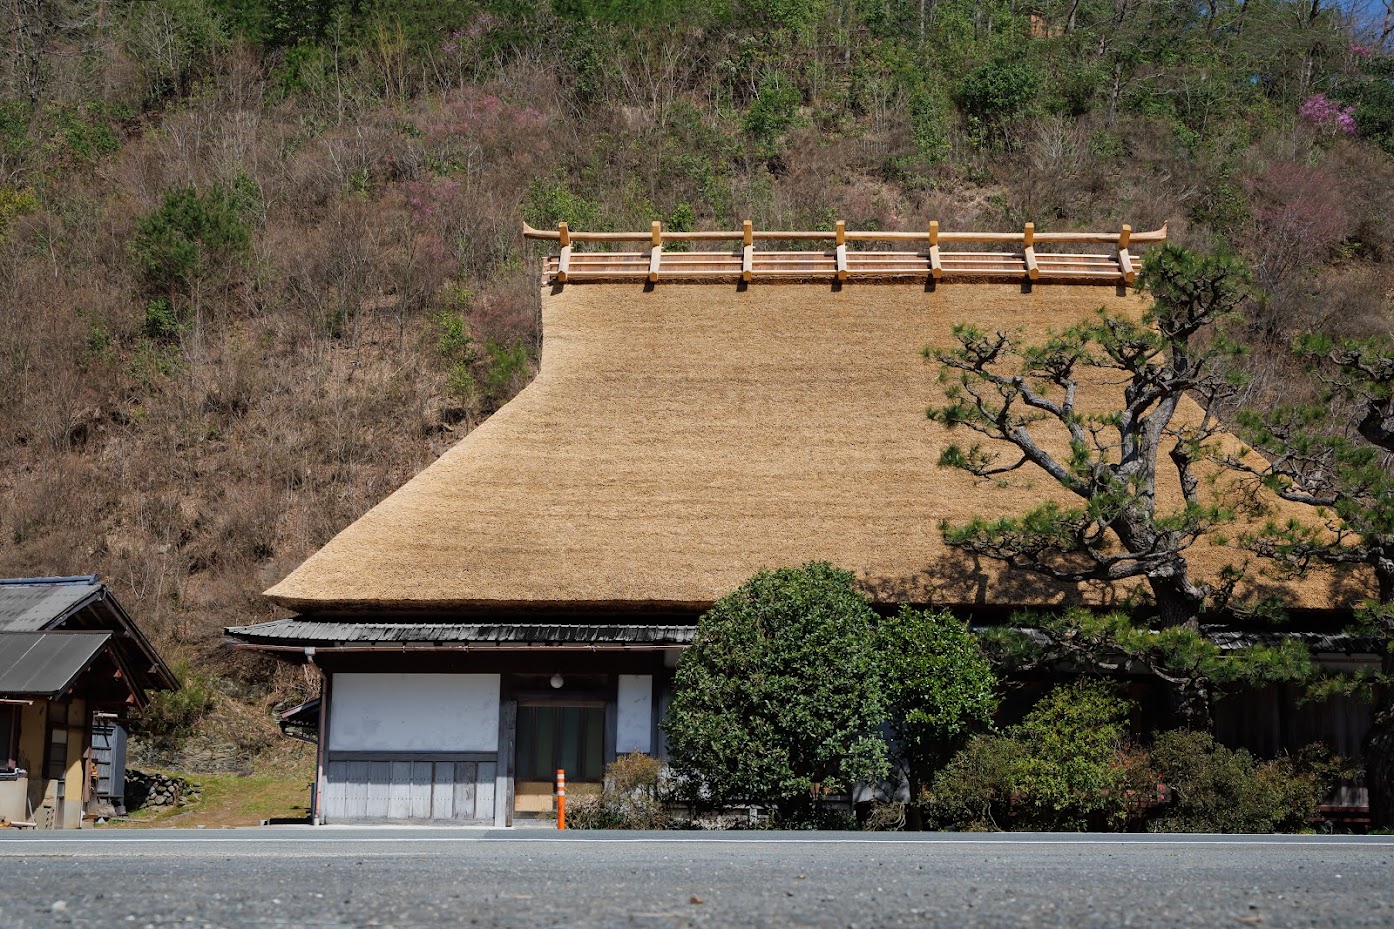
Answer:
[265, 283, 1355, 616]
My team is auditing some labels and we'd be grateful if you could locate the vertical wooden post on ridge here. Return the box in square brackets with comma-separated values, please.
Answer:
[648, 221, 662, 283]
[1117, 224, 1135, 284]
[557, 221, 571, 284]
[742, 220, 753, 282]
[931, 220, 942, 278]
[1023, 222, 1039, 281]
[835, 220, 848, 282]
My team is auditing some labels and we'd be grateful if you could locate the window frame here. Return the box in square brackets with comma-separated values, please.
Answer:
[0, 705, 17, 771]
[515, 702, 607, 783]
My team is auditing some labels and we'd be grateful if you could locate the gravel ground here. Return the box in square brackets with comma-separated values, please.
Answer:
[2, 830, 1392, 929]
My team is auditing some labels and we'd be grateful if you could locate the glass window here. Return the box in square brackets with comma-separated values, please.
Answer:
[516, 705, 604, 782]
[0, 707, 14, 769]
[45, 725, 68, 781]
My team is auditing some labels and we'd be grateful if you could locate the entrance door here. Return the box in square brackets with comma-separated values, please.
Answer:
[514, 704, 605, 814]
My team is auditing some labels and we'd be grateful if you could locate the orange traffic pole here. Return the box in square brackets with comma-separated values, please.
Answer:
[556, 768, 566, 830]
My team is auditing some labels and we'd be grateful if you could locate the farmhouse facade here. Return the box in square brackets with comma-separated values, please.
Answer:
[228, 224, 1371, 825]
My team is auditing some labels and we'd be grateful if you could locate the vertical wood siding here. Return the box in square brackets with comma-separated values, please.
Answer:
[323, 756, 497, 822]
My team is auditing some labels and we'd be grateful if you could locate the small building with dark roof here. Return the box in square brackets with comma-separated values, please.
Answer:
[0, 577, 177, 828]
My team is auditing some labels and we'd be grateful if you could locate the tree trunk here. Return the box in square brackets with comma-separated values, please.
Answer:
[1149, 570, 1212, 728]
[1150, 571, 1205, 630]
[1168, 678, 1213, 731]
[906, 770, 925, 831]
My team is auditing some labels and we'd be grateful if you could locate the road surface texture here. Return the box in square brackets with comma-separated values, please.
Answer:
[2, 830, 1392, 929]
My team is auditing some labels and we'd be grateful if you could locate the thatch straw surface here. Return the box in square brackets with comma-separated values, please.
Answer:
[266, 283, 1356, 615]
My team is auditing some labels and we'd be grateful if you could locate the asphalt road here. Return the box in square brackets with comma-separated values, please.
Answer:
[2, 830, 1393, 929]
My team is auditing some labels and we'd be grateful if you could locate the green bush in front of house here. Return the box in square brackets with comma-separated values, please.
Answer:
[1147, 730, 1339, 834]
[923, 680, 1156, 832]
[878, 606, 998, 824]
[663, 562, 889, 826]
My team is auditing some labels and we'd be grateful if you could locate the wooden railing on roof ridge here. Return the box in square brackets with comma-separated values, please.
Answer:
[523, 221, 1167, 286]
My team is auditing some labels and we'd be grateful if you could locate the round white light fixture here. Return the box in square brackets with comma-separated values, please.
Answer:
[550, 673, 564, 689]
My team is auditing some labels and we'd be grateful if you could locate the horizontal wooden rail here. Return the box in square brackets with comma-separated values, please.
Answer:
[525, 220, 1166, 286]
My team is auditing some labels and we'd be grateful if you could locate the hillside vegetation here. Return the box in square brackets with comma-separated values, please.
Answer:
[1, 0, 1392, 764]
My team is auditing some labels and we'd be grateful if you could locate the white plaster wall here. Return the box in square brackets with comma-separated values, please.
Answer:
[328, 673, 500, 752]
[615, 674, 653, 755]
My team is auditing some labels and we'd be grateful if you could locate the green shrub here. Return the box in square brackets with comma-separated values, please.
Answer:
[0, 101, 30, 160]
[432, 306, 477, 403]
[132, 179, 254, 296]
[920, 731, 1019, 831]
[522, 180, 603, 231]
[479, 340, 530, 411]
[143, 299, 183, 342]
[1148, 730, 1330, 833]
[41, 103, 124, 166]
[958, 56, 1040, 146]
[909, 88, 952, 162]
[130, 659, 218, 751]
[742, 72, 803, 157]
[878, 606, 997, 811]
[0, 186, 39, 240]
[663, 562, 889, 824]
[924, 680, 1154, 831]
[1007, 680, 1153, 830]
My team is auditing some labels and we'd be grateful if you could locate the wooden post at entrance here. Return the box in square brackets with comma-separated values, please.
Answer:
[928, 220, 942, 279]
[556, 768, 566, 830]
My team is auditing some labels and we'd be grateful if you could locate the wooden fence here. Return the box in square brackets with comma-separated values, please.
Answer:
[523, 221, 1166, 285]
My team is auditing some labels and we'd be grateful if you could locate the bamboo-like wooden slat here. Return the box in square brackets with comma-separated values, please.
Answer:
[527, 220, 1165, 286]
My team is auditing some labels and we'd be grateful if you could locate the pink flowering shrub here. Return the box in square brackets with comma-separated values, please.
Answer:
[1299, 94, 1357, 136]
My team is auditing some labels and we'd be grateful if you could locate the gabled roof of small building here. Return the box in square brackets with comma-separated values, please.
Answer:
[0, 631, 112, 696]
[0, 576, 106, 631]
[0, 577, 177, 695]
[262, 283, 1352, 618]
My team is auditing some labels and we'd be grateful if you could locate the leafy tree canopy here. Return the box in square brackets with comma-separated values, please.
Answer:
[930, 246, 1250, 632]
[878, 606, 997, 799]
[927, 247, 1319, 726]
[663, 562, 889, 823]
